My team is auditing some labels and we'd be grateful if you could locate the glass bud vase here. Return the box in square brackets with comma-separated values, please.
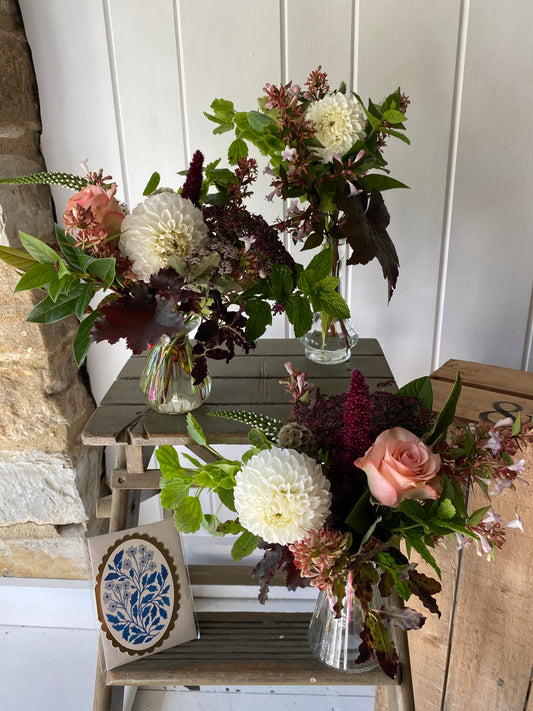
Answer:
[139, 331, 211, 415]
[308, 579, 381, 672]
[299, 238, 358, 364]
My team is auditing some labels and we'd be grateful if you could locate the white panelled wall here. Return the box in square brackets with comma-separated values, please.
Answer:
[10, 2, 533, 710]
[18, 0, 533, 398]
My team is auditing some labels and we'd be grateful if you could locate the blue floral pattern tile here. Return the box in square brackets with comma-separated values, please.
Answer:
[96, 533, 180, 655]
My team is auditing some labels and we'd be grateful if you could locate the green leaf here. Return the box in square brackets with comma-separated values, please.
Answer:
[74, 283, 95, 320]
[173, 496, 203, 533]
[395, 376, 433, 411]
[156, 445, 183, 478]
[202, 513, 224, 537]
[73, 311, 100, 366]
[405, 534, 441, 578]
[284, 294, 313, 337]
[306, 247, 333, 281]
[0, 245, 37, 272]
[425, 373, 462, 447]
[186, 413, 208, 447]
[464, 425, 476, 458]
[311, 281, 351, 319]
[14, 263, 58, 292]
[437, 499, 456, 520]
[248, 428, 272, 450]
[216, 487, 236, 512]
[19, 232, 59, 265]
[143, 171, 160, 196]
[209, 98, 235, 123]
[511, 412, 522, 436]
[231, 530, 259, 561]
[56, 226, 83, 270]
[468, 505, 492, 527]
[217, 519, 243, 535]
[345, 490, 373, 534]
[247, 110, 276, 132]
[244, 299, 272, 340]
[271, 263, 294, 303]
[48, 274, 73, 301]
[27, 290, 82, 323]
[358, 174, 409, 192]
[382, 109, 407, 125]
[227, 138, 249, 165]
[87, 258, 116, 289]
[160, 479, 191, 510]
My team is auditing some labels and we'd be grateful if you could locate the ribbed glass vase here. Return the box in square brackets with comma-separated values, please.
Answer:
[299, 238, 358, 365]
[139, 331, 211, 415]
[308, 579, 381, 672]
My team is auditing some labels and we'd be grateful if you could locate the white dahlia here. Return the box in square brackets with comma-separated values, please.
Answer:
[119, 191, 208, 282]
[234, 447, 331, 546]
[307, 93, 366, 163]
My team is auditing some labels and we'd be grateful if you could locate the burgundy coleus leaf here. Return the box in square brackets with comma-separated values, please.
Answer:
[334, 187, 399, 302]
[91, 285, 185, 354]
[407, 569, 442, 617]
[378, 569, 395, 598]
[379, 604, 426, 632]
[190, 355, 208, 386]
[350, 560, 379, 613]
[365, 614, 399, 679]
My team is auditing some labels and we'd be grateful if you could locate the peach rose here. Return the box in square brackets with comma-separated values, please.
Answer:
[356, 427, 441, 507]
[64, 183, 124, 236]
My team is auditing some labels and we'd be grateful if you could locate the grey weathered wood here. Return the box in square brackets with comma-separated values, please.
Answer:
[106, 612, 398, 688]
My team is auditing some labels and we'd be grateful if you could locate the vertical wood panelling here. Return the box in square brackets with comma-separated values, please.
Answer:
[356, 0, 462, 386]
[106, 0, 186, 205]
[439, 3, 533, 373]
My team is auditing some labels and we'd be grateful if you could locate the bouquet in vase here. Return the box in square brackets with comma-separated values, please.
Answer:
[158, 365, 531, 677]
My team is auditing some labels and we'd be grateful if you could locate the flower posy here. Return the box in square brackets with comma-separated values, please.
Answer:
[158, 369, 531, 680]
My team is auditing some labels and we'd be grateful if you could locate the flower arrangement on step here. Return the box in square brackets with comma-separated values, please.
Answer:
[0, 152, 350, 402]
[157, 366, 531, 677]
[205, 67, 410, 361]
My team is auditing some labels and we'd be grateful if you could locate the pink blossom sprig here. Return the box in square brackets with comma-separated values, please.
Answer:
[280, 361, 316, 405]
[289, 527, 351, 596]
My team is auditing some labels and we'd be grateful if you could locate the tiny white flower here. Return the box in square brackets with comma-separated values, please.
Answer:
[119, 191, 207, 282]
[306, 93, 366, 163]
[282, 146, 297, 161]
[508, 459, 525, 474]
[234, 447, 331, 546]
[494, 417, 513, 428]
[504, 514, 524, 532]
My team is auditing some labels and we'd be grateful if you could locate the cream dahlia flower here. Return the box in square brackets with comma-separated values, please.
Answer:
[307, 93, 366, 163]
[119, 191, 208, 282]
[234, 447, 331, 546]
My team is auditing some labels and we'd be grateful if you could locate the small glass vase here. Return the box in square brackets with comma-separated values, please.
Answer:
[308, 579, 381, 672]
[139, 331, 211, 415]
[299, 238, 358, 365]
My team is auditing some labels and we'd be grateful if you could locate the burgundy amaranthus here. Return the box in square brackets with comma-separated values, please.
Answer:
[181, 149, 204, 207]
[342, 369, 373, 460]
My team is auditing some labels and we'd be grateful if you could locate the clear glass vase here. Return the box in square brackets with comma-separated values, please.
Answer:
[299, 238, 358, 365]
[308, 578, 381, 672]
[139, 331, 211, 415]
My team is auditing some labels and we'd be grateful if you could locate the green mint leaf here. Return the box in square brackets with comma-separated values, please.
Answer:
[231, 530, 259, 561]
[306, 247, 333, 280]
[284, 294, 313, 337]
[173, 496, 203, 534]
[244, 299, 272, 340]
[227, 138, 248, 165]
[160, 479, 191, 510]
[271, 263, 293, 303]
[437, 499, 456, 520]
[247, 110, 276, 132]
[156, 445, 184, 478]
[19, 232, 59, 265]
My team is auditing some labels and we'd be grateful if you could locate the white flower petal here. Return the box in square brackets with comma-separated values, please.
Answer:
[119, 191, 207, 282]
[234, 447, 331, 546]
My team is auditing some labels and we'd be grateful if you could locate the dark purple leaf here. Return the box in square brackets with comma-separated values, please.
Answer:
[407, 569, 441, 617]
[379, 604, 426, 631]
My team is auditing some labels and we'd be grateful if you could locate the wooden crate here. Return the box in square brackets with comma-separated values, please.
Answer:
[376, 359, 533, 711]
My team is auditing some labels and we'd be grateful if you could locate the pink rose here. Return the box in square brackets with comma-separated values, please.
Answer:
[356, 427, 441, 507]
[64, 183, 124, 237]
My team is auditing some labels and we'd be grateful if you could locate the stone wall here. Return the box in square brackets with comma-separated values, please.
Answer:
[0, 0, 103, 578]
